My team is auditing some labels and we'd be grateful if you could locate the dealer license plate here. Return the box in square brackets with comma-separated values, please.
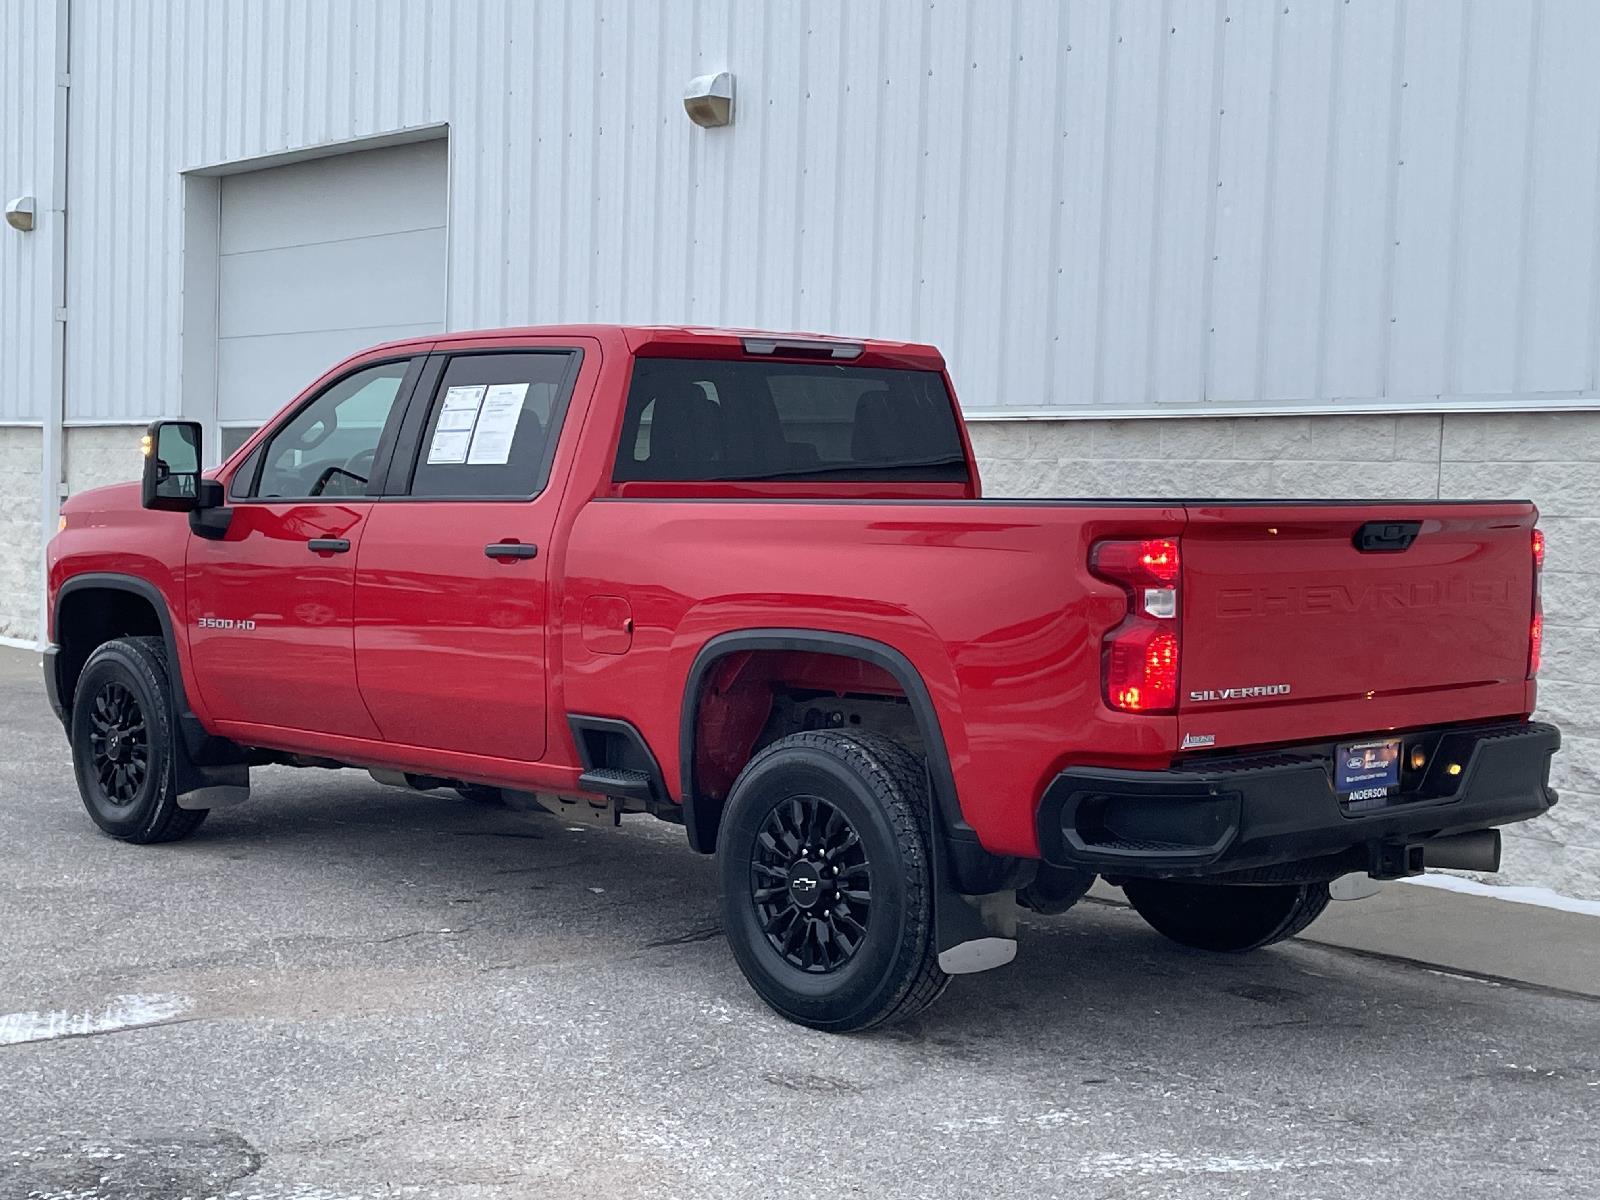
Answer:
[1335, 738, 1401, 795]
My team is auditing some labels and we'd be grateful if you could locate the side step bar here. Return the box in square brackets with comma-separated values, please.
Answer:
[577, 766, 657, 804]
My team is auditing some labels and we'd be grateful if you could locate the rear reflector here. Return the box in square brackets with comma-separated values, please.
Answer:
[1092, 538, 1181, 714]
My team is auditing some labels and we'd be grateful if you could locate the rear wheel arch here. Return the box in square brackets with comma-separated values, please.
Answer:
[677, 629, 968, 855]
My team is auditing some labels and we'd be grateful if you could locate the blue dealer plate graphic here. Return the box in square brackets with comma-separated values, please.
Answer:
[1335, 738, 1401, 793]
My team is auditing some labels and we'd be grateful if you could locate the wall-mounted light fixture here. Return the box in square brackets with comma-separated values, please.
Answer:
[684, 72, 734, 128]
[4, 196, 36, 233]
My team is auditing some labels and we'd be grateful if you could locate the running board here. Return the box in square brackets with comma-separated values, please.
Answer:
[577, 766, 656, 804]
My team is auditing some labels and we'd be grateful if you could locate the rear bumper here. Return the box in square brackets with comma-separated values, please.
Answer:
[1037, 720, 1560, 880]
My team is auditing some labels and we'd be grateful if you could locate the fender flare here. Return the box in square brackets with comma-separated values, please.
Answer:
[55, 573, 190, 719]
[677, 629, 973, 854]
[679, 628, 1020, 964]
[53, 572, 246, 782]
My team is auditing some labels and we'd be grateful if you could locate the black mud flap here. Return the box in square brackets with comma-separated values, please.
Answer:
[174, 762, 250, 810]
[173, 715, 251, 810]
[931, 834, 1019, 975]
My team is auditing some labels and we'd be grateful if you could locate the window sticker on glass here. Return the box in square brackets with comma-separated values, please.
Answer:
[466, 382, 529, 465]
[426, 385, 486, 464]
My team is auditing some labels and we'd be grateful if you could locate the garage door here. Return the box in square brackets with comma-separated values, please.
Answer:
[217, 139, 447, 451]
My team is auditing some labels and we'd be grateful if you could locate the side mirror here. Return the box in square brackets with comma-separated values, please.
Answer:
[141, 420, 203, 511]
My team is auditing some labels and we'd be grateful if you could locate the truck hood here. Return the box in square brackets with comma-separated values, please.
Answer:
[61, 472, 220, 518]
[61, 481, 142, 515]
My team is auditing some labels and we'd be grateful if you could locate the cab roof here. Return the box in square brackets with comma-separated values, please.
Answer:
[364, 324, 946, 372]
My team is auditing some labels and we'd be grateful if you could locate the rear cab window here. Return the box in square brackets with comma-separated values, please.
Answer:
[613, 358, 970, 485]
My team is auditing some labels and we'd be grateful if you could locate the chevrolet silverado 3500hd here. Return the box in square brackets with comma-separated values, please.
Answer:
[45, 325, 1560, 1030]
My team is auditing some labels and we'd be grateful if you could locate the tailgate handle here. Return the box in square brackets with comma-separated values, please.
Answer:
[1353, 521, 1421, 553]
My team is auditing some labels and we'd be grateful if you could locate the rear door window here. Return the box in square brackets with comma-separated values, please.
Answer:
[404, 351, 579, 499]
[613, 358, 969, 483]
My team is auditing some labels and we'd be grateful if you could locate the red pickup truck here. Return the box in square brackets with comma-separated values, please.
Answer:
[45, 325, 1560, 1031]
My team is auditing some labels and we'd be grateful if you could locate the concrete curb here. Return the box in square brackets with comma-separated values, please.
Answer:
[1090, 878, 1600, 1000]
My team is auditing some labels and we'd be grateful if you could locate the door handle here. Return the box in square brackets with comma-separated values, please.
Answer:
[484, 541, 538, 560]
[307, 538, 351, 554]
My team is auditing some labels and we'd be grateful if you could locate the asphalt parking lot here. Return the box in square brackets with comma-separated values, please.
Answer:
[2, 647, 1596, 1200]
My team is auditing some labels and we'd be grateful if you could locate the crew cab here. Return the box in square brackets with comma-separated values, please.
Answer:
[44, 325, 1560, 1030]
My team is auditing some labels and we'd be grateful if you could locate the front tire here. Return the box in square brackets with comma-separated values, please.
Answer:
[70, 636, 208, 844]
[717, 731, 948, 1032]
[1122, 879, 1330, 952]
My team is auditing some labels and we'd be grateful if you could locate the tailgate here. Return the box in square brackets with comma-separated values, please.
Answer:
[1178, 502, 1537, 751]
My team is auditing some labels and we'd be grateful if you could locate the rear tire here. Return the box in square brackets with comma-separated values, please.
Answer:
[70, 636, 209, 845]
[1122, 879, 1330, 952]
[717, 731, 948, 1032]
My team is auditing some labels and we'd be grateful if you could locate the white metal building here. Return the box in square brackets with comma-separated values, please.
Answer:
[3, 0, 1597, 897]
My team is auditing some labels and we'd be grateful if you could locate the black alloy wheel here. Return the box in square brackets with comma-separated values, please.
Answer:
[70, 636, 209, 844]
[718, 730, 948, 1032]
[87, 681, 150, 806]
[750, 793, 873, 973]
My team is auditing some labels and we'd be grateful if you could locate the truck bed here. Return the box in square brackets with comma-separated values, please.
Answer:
[562, 494, 1540, 859]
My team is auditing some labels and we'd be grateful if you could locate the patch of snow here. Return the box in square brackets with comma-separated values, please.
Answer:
[0, 993, 191, 1046]
[1071, 1150, 1389, 1179]
[1424, 969, 1503, 987]
[698, 998, 735, 1024]
[26, 1186, 377, 1200]
[1401, 873, 1600, 917]
[938, 1109, 1093, 1133]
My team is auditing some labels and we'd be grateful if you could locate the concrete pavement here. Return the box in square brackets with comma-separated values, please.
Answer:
[2, 646, 1597, 1199]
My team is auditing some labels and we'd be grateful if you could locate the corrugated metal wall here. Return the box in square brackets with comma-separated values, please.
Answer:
[0, 0, 59, 423]
[38, 0, 1600, 423]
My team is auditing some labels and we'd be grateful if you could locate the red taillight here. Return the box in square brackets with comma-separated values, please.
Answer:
[1529, 528, 1545, 678]
[1091, 537, 1181, 586]
[1105, 626, 1179, 711]
[1092, 537, 1181, 713]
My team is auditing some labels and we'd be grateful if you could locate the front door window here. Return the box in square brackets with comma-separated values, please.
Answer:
[250, 361, 410, 500]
